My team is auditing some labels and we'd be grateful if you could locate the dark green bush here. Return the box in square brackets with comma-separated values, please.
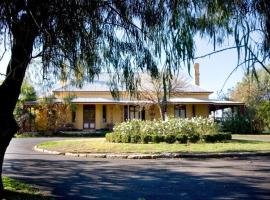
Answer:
[106, 132, 232, 144]
[224, 132, 232, 140]
[188, 134, 200, 143]
[141, 134, 152, 144]
[202, 133, 232, 143]
[152, 134, 164, 143]
[176, 134, 188, 144]
[165, 134, 176, 144]
[221, 115, 255, 134]
[130, 134, 141, 143]
[202, 134, 218, 143]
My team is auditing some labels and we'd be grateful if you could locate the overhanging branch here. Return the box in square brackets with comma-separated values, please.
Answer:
[194, 45, 245, 60]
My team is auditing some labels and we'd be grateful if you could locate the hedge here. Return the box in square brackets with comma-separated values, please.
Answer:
[105, 118, 231, 144]
[105, 132, 232, 144]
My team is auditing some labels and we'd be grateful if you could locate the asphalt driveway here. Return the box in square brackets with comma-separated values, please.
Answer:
[3, 138, 270, 200]
[232, 134, 270, 141]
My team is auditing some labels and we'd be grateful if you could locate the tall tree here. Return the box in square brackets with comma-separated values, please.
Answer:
[1, 0, 270, 195]
[230, 66, 270, 130]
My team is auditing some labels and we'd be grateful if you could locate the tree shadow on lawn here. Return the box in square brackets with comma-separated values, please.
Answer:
[3, 190, 52, 200]
[3, 158, 270, 200]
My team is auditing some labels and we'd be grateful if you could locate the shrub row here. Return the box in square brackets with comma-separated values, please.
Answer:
[105, 132, 231, 144]
[113, 117, 220, 136]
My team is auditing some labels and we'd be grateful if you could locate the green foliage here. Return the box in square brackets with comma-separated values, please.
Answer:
[229, 66, 270, 131]
[164, 134, 176, 144]
[14, 80, 37, 117]
[113, 117, 220, 136]
[3, 176, 52, 200]
[121, 133, 131, 143]
[222, 115, 254, 134]
[257, 101, 270, 130]
[188, 134, 200, 143]
[105, 133, 113, 142]
[20, 81, 37, 102]
[141, 134, 152, 144]
[14, 80, 37, 132]
[176, 134, 188, 144]
[202, 133, 232, 143]
[2, 1, 270, 95]
[63, 94, 77, 112]
[130, 134, 141, 144]
[106, 118, 230, 144]
[152, 134, 164, 143]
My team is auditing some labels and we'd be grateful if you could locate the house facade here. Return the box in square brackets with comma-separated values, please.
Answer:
[25, 64, 244, 131]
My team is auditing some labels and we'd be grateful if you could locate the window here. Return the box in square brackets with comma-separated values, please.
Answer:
[129, 105, 140, 120]
[72, 110, 76, 123]
[102, 105, 107, 123]
[174, 105, 186, 118]
[124, 105, 146, 120]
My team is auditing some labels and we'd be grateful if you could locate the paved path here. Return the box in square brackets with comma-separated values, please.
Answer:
[3, 138, 270, 200]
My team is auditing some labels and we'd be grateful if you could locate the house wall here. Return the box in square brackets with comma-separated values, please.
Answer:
[167, 104, 209, 119]
[34, 103, 210, 130]
[71, 104, 125, 130]
[46, 91, 211, 130]
[194, 104, 209, 117]
[74, 104, 83, 129]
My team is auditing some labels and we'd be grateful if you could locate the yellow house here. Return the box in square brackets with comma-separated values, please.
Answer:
[25, 64, 244, 131]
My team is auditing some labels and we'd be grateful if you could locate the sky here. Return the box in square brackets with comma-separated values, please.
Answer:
[0, 36, 246, 98]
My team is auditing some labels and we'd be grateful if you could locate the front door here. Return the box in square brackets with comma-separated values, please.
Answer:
[83, 105, 95, 129]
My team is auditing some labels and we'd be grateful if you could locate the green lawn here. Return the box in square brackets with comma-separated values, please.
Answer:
[37, 138, 270, 154]
[3, 177, 53, 200]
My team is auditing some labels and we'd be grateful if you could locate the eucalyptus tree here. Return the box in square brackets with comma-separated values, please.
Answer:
[0, 0, 270, 196]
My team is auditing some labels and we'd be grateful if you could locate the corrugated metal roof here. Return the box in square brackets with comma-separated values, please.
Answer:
[169, 97, 212, 103]
[25, 97, 243, 105]
[71, 97, 152, 104]
[211, 100, 244, 105]
[169, 98, 243, 105]
[53, 73, 212, 93]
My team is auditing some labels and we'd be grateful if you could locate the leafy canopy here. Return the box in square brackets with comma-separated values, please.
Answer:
[229, 66, 270, 131]
[0, 1, 270, 91]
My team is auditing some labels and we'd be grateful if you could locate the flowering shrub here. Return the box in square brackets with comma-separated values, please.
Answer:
[106, 117, 231, 143]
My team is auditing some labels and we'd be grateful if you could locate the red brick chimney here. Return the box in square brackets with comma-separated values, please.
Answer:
[194, 63, 200, 86]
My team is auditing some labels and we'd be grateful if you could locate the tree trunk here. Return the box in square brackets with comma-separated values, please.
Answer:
[158, 103, 168, 121]
[0, 116, 19, 195]
[0, 15, 37, 196]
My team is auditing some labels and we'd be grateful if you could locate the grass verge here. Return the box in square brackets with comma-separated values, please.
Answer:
[3, 176, 52, 200]
[37, 138, 270, 154]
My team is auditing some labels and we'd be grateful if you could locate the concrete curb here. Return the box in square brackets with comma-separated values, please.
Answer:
[33, 145, 270, 159]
